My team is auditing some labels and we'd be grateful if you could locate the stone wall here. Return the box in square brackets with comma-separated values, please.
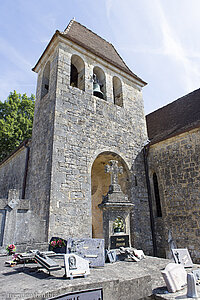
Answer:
[25, 46, 59, 244]
[46, 39, 152, 254]
[0, 146, 28, 198]
[148, 127, 200, 262]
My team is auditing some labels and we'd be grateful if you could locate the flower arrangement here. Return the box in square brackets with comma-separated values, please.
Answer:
[6, 244, 16, 255]
[49, 239, 66, 248]
[113, 217, 124, 233]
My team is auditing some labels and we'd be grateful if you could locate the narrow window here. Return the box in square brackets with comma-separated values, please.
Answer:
[93, 66, 106, 100]
[153, 173, 162, 217]
[113, 76, 123, 107]
[41, 61, 50, 99]
[70, 55, 85, 91]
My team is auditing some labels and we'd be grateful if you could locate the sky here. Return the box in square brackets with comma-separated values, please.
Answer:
[0, 0, 200, 114]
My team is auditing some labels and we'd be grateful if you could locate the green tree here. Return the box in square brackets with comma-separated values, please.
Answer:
[0, 90, 35, 162]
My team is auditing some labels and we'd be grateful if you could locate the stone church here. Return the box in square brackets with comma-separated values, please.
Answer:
[0, 20, 199, 262]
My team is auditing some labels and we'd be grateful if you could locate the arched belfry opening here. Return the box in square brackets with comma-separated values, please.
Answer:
[113, 76, 123, 107]
[93, 67, 106, 100]
[41, 61, 50, 99]
[91, 151, 130, 239]
[70, 54, 85, 91]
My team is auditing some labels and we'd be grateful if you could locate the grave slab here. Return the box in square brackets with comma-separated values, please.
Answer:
[161, 262, 187, 293]
[67, 238, 105, 267]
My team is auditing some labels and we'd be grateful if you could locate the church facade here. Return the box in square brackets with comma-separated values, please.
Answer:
[0, 20, 200, 262]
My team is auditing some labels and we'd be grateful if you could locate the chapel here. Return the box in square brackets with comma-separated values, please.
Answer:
[0, 20, 199, 263]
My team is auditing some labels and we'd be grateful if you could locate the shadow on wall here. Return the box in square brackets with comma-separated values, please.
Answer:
[91, 151, 130, 239]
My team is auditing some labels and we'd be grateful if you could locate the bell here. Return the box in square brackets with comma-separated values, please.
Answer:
[93, 82, 104, 99]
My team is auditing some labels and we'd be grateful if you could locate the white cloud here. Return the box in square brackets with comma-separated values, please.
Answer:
[105, 0, 113, 19]
[154, 0, 200, 91]
[0, 37, 32, 70]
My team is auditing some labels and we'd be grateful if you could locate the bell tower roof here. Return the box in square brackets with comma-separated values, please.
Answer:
[32, 19, 147, 86]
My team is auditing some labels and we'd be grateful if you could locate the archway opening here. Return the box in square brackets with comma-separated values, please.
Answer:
[70, 55, 85, 91]
[91, 151, 130, 238]
[93, 66, 106, 100]
[113, 76, 123, 107]
[41, 61, 50, 99]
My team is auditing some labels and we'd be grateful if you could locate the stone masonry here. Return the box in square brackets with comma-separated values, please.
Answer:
[148, 127, 200, 262]
[0, 21, 153, 254]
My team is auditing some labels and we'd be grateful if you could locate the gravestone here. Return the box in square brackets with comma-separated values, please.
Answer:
[187, 273, 198, 298]
[99, 160, 133, 249]
[63, 254, 90, 279]
[67, 238, 105, 267]
[172, 248, 193, 267]
[35, 251, 61, 274]
[166, 229, 177, 259]
[161, 263, 187, 293]
[0, 189, 29, 247]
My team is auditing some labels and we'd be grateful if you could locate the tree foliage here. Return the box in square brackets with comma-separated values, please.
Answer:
[0, 91, 35, 162]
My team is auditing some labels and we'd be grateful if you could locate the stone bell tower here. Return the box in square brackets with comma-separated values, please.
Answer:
[27, 20, 151, 253]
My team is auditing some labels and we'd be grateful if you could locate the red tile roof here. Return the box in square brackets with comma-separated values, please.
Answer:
[146, 88, 200, 144]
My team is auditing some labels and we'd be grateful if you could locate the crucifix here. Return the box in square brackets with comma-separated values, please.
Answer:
[105, 160, 123, 186]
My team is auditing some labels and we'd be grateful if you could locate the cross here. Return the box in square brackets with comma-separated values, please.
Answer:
[105, 160, 123, 185]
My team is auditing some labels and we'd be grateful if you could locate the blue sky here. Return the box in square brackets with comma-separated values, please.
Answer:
[0, 0, 200, 114]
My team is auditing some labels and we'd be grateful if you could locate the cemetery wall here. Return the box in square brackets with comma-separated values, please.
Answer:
[0, 145, 28, 199]
[148, 127, 200, 262]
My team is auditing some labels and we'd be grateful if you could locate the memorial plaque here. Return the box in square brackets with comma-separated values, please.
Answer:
[172, 248, 193, 268]
[63, 254, 90, 279]
[48, 288, 103, 300]
[110, 235, 129, 249]
[67, 238, 105, 267]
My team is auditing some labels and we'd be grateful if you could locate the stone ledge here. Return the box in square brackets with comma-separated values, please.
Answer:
[0, 256, 171, 300]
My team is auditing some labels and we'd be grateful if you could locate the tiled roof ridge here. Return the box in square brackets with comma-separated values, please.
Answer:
[146, 87, 200, 117]
[63, 18, 75, 34]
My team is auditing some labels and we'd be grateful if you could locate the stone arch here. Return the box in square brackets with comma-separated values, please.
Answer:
[70, 54, 85, 91]
[93, 66, 106, 100]
[41, 61, 50, 99]
[91, 151, 130, 238]
[113, 76, 123, 107]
